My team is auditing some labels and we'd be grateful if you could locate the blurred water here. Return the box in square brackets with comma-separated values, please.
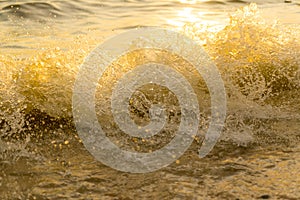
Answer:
[0, 0, 300, 199]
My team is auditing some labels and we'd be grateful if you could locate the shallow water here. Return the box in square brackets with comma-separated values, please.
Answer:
[0, 0, 300, 199]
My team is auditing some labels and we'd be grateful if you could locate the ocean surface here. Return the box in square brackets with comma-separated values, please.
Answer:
[0, 0, 300, 199]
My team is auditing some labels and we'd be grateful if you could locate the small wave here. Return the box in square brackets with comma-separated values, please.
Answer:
[202, 1, 226, 5]
[227, 0, 247, 3]
[0, 2, 63, 20]
[0, 45, 32, 49]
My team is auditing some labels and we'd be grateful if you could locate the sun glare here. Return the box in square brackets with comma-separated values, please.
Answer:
[167, 7, 209, 29]
[179, 0, 206, 4]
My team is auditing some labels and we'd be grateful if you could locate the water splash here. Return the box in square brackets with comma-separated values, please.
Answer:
[182, 3, 300, 145]
[0, 3, 299, 149]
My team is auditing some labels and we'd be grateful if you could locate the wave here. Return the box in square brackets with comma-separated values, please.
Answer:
[0, 4, 299, 148]
[0, 2, 62, 20]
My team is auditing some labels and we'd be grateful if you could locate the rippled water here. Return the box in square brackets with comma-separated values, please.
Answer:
[0, 0, 300, 199]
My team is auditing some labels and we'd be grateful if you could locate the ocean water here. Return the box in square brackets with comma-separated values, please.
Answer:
[0, 0, 300, 199]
